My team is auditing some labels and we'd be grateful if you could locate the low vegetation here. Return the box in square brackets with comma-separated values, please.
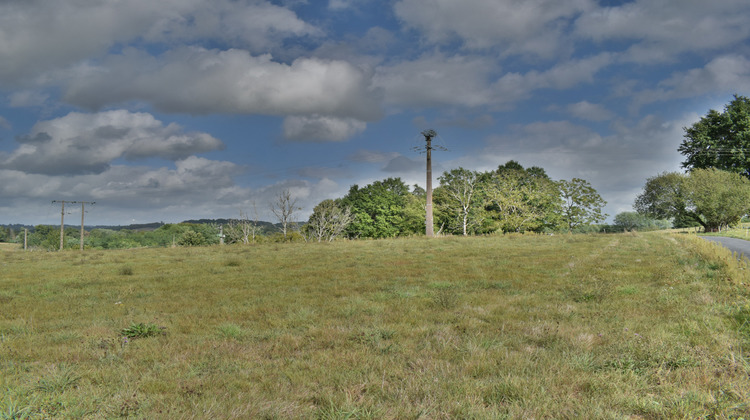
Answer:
[1, 233, 749, 418]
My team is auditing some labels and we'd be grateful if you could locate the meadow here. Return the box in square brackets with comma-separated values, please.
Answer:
[1, 233, 749, 419]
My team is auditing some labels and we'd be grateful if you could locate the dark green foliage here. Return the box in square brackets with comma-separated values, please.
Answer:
[679, 95, 750, 177]
[612, 212, 671, 231]
[340, 177, 420, 238]
[121, 322, 165, 339]
[177, 230, 206, 246]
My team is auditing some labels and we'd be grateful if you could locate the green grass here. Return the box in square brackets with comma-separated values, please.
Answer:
[1, 233, 750, 418]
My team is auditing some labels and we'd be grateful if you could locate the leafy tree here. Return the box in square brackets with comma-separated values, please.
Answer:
[340, 178, 411, 238]
[302, 199, 354, 242]
[635, 169, 750, 231]
[558, 178, 607, 231]
[434, 167, 483, 236]
[679, 95, 750, 177]
[484, 162, 562, 233]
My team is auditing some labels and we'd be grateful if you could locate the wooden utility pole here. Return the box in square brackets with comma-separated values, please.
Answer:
[79, 201, 94, 251]
[417, 129, 445, 238]
[52, 200, 95, 251]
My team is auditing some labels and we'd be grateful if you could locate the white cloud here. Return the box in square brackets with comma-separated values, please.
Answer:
[395, 0, 594, 57]
[9, 91, 50, 108]
[0, 0, 320, 84]
[575, 0, 750, 63]
[564, 101, 614, 121]
[328, 0, 370, 11]
[373, 53, 497, 108]
[62, 47, 382, 121]
[283, 115, 367, 142]
[634, 55, 750, 106]
[0, 110, 223, 175]
[348, 150, 400, 163]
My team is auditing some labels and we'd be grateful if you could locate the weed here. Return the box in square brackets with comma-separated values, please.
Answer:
[120, 322, 165, 339]
[34, 364, 80, 393]
[225, 259, 241, 267]
[432, 289, 460, 309]
[217, 323, 244, 340]
[118, 266, 134, 276]
[0, 395, 31, 420]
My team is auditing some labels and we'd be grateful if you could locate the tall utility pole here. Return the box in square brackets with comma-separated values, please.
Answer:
[52, 200, 95, 251]
[416, 129, 445, 238]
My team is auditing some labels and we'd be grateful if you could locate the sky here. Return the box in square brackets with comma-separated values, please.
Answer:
[1, 0, 749, 226]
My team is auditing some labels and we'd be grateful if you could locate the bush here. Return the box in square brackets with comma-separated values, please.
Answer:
[178, 230, 206, 246]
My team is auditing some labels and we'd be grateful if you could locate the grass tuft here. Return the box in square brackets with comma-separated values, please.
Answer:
[120, 322, 165, 339]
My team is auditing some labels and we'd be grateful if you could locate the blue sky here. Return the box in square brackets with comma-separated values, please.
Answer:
[1, 0, 749, 226]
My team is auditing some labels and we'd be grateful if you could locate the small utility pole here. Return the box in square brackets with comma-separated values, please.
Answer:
[79, 201, 95, 251]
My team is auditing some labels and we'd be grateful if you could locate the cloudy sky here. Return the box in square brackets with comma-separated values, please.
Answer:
[1, 0, 749, 226]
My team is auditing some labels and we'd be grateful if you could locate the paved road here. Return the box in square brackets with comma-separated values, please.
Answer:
[699, 236, 750, 260]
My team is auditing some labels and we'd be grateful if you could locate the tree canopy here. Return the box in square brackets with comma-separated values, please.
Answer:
[679, 95, 750, 177]
[635, 168, 750, 231]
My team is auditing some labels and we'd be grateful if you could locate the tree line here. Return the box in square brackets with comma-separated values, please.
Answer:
[301, 160, 609, 241]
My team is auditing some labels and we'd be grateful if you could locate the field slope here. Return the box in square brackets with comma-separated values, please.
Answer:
[1, 233, 749, 418]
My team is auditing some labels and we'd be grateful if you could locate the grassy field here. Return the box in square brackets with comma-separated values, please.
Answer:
[1, 233, 749, 419]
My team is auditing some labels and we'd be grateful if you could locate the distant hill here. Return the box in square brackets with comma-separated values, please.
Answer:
[1, 219, 297, 234]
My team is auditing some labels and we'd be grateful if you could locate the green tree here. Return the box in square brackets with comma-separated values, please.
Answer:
[558, 178, 607, 231]
[434, 167, 483, 236]
[302, 199, 354, 242]
[340, 178, 411, 238]
[679, 95, 750, 177]
[484, 162, 562, 233]
[635, 169, 750, 231]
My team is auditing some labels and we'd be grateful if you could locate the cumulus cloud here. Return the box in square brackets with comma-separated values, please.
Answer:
[62, 47, 382, 122]
[563, 101, 614, 121]
[0, 0, 320, 84]
[9, 91, 50, 108]
[493, 54, 614, 103]
[395, 0, 594, 57]
[0, 110, 223, 175]
[373, 52, 612, 110]
[283, 115, 367, 142]
[373, 53, 498, 108]
[575, 0, 750, 63]
[348, 150, 400, 163]
[634, 55, 750, 106]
